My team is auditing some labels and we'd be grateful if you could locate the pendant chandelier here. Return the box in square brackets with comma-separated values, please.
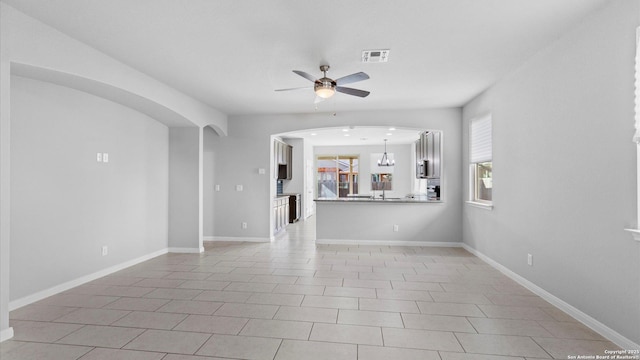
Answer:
[377, 139, 395, 166]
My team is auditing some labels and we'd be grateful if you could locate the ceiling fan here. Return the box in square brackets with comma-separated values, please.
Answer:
[275, 65, 370, 100]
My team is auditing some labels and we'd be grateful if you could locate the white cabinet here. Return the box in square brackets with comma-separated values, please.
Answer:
[274, 140, 293, 180]
[426, 131, 441, 179]
[273, 196, 290, 233]
[416, 131, 441, 179]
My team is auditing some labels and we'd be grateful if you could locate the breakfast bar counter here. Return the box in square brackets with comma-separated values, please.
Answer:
[314, 198, 459, 246]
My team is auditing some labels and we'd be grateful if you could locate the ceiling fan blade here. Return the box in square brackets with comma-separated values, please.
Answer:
[292, 70, 317, 83]
[335, 72, 369, 85]
[275, 86, 312, 92]
[336, 86, 370, 98]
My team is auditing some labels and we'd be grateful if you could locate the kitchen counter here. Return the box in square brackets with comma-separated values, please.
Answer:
[315, 198, 458, 245]
[315, 197, 440, 203]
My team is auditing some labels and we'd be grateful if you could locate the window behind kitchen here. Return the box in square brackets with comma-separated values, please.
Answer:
[469, 114, 492, 204]
[317, 155, 359, 199]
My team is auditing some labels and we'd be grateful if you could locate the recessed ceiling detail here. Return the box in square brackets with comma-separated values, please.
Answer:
[282, 126, 422, 146]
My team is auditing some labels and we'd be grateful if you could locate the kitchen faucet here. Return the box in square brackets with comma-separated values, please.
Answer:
[370, 188, 386, 200]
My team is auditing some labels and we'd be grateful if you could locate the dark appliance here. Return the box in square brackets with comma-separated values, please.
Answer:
[277, 164, 288, 180]
[284, 193, 301, 223]
[417, 159, 429, 178]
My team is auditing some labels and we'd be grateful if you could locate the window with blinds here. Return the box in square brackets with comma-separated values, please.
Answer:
[469, 114, 493, 204]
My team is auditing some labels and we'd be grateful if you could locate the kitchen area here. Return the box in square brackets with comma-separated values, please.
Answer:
[273, 139, 301, 234]
[272, 126, 452, 244]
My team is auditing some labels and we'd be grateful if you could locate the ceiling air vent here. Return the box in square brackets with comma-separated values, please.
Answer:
[362, 49, 390, 63]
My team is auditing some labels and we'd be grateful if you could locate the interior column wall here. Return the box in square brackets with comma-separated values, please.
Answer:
[169, 127, 203, 251]
[0, 61, 13, 341]
[203, 126, 218, 238]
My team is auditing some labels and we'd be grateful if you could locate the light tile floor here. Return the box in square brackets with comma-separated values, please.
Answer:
[1, 216, 621, 359]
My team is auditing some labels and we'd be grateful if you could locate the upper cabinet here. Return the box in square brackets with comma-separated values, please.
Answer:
[416, 131, 441, 179]
[284, 144, 292, 180]
[274, 140, 293, 180]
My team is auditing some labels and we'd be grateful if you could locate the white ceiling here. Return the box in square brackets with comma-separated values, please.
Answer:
[282, 126, 424, 146]
[4, 0, 610, 116]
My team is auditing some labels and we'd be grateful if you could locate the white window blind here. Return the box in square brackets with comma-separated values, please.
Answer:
[470, 115, 492, 163]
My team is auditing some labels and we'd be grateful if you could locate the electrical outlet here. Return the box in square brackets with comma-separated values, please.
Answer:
[241, 222, 248, 229]
[102, 246, 108, 256]
[393, 224, 399, 232]
[527, 253, 533, 266]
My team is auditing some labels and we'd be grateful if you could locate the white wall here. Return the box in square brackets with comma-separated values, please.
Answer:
[462, 0, 640, 346]
[203, 126, 217, 237]
[0, 60, 12, 341]
[303, 138, 315, 218]
[10, 76, 168, 301]
[214, 109, 461, 240]
[168, 127, 201, 251]
[209, 134, 272, 240]
[0, 4, 229, 339]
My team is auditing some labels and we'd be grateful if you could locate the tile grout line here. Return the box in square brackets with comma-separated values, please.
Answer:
[530, 335, 556, 359]
[191, 332, 214, 357]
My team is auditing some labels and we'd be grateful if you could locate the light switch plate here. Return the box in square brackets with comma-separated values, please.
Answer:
[258, 168, 266, 175]
[96, 153, 102, 162]
[215, 185, 221, 191]
[236, 185, 243, 191]
[102, 153, 109, 163]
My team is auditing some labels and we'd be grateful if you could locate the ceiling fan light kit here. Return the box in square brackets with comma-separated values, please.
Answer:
[314, 66, 337, 98]
[314, 86, 335, 98]
[276, 64, 370, 100]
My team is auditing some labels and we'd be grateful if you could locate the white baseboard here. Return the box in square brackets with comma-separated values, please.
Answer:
[168, 247, 204, 253]
[315, 239, 463, 247]
[0, 327, 14, 342]
[204, 236, 270, 243]
[8, 248, 169, 311]
[461, 243, 640, 351]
